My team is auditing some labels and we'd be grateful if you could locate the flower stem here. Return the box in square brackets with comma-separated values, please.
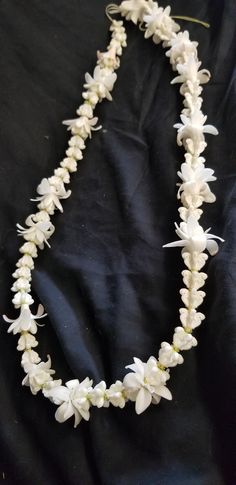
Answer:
[171, 15, 210, 29]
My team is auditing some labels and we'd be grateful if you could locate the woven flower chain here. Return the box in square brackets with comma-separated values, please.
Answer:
[3, 0, 224, 428]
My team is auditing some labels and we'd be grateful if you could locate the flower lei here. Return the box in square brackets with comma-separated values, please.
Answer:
[3, 0, 224, 428]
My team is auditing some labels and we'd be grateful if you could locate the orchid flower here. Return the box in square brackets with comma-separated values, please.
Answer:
[22, 355, 55, 395]
[31, 178, 71, 214]
[165, 31, 198, 68]
[177, 162, 216, 205]
[143, 4, 179, 44]
[171, 55, 211, 86]
[62, 115, 102, 138]
[123, 357, 172, 414]
[3, 304, 47, 335]
[163, 215, 224, 255]
[119, 0, 149, 24]
[83, 65, 117, 101]
[174, 110, 218, 155]
[43, 378, 93, 428]
[17, 213, 55, 249]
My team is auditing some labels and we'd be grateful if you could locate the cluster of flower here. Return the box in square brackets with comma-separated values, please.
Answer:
[3, 1, 225, 428]
[3, 19, 129, 426]
[111, 0, 224, 413]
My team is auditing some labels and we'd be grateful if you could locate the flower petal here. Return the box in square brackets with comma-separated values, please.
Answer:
[55, 401, 74, 423]
[135, 387, 152, 415]
[125, 357, 145, 376]
[2, 315, 14, 323]
[66, 379, 80, 389]
[155, 385, 172, 401]
[43, 385, 69, 405]
[203, 125, 219, 136]
[163, 240, 186, 248]
[73, 408, 83, 428]
[123, 372, 142, 389]
[206, 239, 219, 256]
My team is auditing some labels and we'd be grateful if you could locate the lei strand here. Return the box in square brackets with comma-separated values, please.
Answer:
[3, 0, 224, 428]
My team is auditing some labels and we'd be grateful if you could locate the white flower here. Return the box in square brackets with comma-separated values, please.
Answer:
[180, 288, 205, 309]
[60, 157, 78, 173]
[17, 213, 55, 249]
[178, 206, 203, 222]
[21, 349, 41, 367]
[184, 153, 206, 168]
[182, 92, 203, 117]
[65, 146, 84, 160]
[88, 380, 109, 408]
[174, 110, 218, 156]
[42, 379, 62, 391]
[123, 357, 172, 414]
[171, 56, 211, 86]
[12, 292, 34, 308]
[181, 250, 208, 271]
[19, 242, 38, 258]
[97, 46, 120, 70]
[109, 21, 127, 48]
[22, 355, 55, 395]
[109, 19, 126, 31]
[16, 254, 34, 269]
[33, 209, 51, 221]
[76, 103, 94, 118]
[119, 0, 149, 24]
[143, 5, 179, 44]
[54, 167, 70, 184]
[31, 178, 71, 215]
[12, 266, 32, 280]
[179, 308, 205, 330]
[3, 303, 47, 335]
[62, 115, 102, 138]
[158, 342, 184, 367]
[11, 277, 31, 293]
[112, 31, 127, 45]
[66, 136, 85, 161]
[106, 380, 126, 408]
[89, 380, 126, 409]
[83, 66, 117, 101]
[82, 91, 99, 107]
[165, 31, 198, 68]
[68, 135, 85, 150]
[47, 175, 63, 188]
[182, 269, 207, 290]
[163, 215, 224, 255]
[17, 332, 38, 351]
[173, 327, 198, 351]
[109, 39, 123, 57]
[43, 378, 93, 428]
[177, 163, 216, 206]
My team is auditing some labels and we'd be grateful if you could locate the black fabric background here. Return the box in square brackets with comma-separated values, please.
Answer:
[0, 0, 235, 484]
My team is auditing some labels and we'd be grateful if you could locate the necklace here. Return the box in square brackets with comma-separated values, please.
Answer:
[3, 0, 224, 428]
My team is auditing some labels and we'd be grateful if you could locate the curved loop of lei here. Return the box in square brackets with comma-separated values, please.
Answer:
[3, 0, 224, 428]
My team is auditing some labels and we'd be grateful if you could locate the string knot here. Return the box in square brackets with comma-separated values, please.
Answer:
[105, 3, 121, 22]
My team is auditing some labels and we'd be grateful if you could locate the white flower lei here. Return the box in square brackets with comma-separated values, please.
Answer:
[3, 0, 224, 428]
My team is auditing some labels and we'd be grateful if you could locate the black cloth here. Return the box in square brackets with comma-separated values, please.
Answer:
[0, 1, 235, 484]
